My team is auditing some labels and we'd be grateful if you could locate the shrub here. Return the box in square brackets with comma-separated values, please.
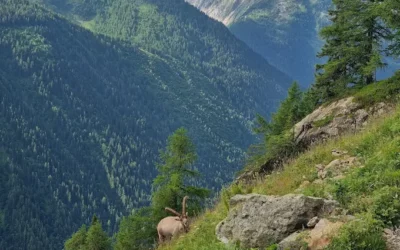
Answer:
[370, 186, 400, 227]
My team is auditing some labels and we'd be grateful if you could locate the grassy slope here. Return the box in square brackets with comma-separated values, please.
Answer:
[159, 79, 400, 250]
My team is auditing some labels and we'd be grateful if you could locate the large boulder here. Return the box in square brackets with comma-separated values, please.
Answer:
[215, 194, 337, 248]
[294, 97, 390, 146]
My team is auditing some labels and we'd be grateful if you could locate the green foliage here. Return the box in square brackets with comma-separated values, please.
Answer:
[85, 217, 111, 250]
[152, 128, 210, 220]
[65, 217, 111, 250]
[354, 71, 400, 107]
[314, 0, 393, 102]
[112, 129, 210, 249]
[265, 244, 278, 250]
[65, 225, 87, 250]
[248, 82, 316, 170]
[114, 208, 155, 250]
[370, 187, 400, 227]
[326, 213, 386, 250]
[379, 0, 400, 56]
[329, 113, 400, 228]
[312, 115, 334, 128]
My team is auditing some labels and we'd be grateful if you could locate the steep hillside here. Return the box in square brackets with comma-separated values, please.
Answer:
[158, 78, 400, 249]
[186, 0, 331, 86]
[0, 0, 291, 249]
[37, 0, 292, 116]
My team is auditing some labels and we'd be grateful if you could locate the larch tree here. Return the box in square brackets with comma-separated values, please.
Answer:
[85, 216, 111, 250]
[64, 225, 87, 250]
[151, 128, 209, 220]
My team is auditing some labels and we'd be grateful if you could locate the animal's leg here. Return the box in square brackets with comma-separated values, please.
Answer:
[158, 231, 164, 244]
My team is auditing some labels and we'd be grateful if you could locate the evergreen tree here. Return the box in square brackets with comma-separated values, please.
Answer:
[254, 82, 304, 138]
[85, 216, 111, 250]
[315, 0, 391, 101]
[64, 225, 87, 250]
[152, 128, 209, 220]
[251, 82, 306, 163]
[380, 0, 400, 56]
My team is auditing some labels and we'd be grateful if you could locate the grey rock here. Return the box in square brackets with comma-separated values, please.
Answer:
[384, 228, 400, 250]
[293, 97, 391, 147]
[216, 194, 338, 248]
[355, 109, 369, 127]
[331, 149, 348, 157]
[307, 217, 320, 228]
[278, 232, 306, 250]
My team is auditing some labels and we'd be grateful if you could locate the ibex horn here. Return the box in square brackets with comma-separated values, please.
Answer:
[165, 207, 181, 217]
[182, 196, 189, 217]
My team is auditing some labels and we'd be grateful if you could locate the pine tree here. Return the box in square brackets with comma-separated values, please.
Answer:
[271, 81, 303, 134]
[251, 82, 306, 163]
[253, 82, 304, 138]
[152, 128, 209, 220]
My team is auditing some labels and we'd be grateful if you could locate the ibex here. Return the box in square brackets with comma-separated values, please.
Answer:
[157, 196, 189, 243]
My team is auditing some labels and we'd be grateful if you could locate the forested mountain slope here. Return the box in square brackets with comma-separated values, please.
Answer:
[0, 0, 291, 249]
[39, 0, 292, 116]
[186, 0, 331, 86]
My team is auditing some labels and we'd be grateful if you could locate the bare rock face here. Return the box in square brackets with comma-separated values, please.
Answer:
[294, 97, 390, 146]
[215, 194, 338, 248]
[277, 231, 306, 250]
[384, 228, 400, 250]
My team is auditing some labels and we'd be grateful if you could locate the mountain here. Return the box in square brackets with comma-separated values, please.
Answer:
[186, 0, 400, 85]
[0, 0, 291, 249]
[39, 0, 292, 111]
[186, 0, 332, 86]
[158, 74, 400, 250]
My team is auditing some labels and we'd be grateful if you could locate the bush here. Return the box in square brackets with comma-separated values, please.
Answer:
[370, 186, 400, 227]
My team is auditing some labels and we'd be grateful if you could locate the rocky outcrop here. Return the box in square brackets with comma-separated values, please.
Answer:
[185, 0, 260, 25]
[294, 97, 391, 146]
[216, 194, 338, 248]
[236, 97, 391, 183]
[384, 228, 400, 250]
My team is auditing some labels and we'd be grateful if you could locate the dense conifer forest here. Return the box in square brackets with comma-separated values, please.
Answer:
[0, 0, 291, 249]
